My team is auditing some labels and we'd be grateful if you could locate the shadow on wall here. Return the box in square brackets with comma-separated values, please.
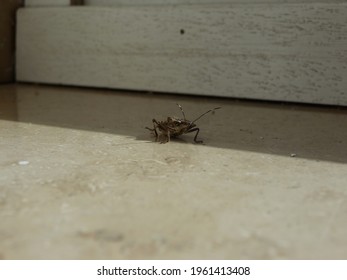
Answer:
[1, 83, 347, 163]
[0, 0, 23, 83]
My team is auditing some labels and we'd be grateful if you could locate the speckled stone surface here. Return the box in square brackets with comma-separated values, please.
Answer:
[0, 84, 347, 259]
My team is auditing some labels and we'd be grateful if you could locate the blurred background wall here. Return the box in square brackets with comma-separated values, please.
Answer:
[0, 0, 23, 84]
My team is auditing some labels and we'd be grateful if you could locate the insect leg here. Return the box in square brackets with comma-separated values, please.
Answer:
[145, 119, 159, 141]
[152, 119, 159, 139]
[160, 130, 170, 144]
[176, 103, 186, 120]
[187, 127, 203, 143]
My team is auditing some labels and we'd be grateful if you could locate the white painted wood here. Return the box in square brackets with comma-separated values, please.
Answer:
[86, 0, 347, 5]
[25, 0, 70, 6]
[16, 4, 347, 105]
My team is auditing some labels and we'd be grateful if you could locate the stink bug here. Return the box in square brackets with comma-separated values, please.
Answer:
[146, 104, 221, 143]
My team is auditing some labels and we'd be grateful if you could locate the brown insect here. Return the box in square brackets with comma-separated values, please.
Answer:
[146, 104, 221, 143]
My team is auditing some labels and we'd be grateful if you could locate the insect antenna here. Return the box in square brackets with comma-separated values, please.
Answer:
[176, 103, 186, 120]
[191, 107, 221, 123]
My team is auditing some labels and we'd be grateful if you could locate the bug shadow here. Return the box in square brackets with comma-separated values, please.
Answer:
[1, 84, 347, 163]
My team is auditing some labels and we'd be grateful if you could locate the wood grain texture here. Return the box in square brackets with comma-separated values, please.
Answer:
[16, 4, 347, 105]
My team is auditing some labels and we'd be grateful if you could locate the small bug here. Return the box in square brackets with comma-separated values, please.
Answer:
[146, 104, 221, 143]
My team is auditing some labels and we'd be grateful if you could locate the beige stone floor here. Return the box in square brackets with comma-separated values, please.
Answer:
[0, 84, 347, 260]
